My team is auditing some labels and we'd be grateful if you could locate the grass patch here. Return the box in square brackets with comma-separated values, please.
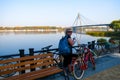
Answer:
[86, 31, 106, 36]
[86, 31, 120, 37]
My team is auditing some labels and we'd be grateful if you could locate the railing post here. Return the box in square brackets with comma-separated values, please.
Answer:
[20, 49, 25, 58]
[19, 49, 25, 74]
[29, 48, 34, 56]
[91, 40, 95, 50]
[29, 48, 35, 71]
[88, 42, 91, 49]
[119, 40, 120, 53]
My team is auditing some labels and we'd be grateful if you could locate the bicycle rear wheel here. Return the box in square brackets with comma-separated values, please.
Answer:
[73, 59, 84, 80]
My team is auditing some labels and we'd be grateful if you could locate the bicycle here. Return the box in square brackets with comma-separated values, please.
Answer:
[93, 41, 119, 56]
[91, 42, 110, 56]
[72, 44, 96, 80]
[53, 44, 96, 80]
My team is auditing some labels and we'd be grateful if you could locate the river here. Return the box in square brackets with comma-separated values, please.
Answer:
[0, 31, 110, 56]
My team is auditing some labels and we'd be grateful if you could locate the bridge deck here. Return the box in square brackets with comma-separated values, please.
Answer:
[72, 24, 110, 27]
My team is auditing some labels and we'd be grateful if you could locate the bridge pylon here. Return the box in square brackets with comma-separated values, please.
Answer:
[72, 13, 84, 33]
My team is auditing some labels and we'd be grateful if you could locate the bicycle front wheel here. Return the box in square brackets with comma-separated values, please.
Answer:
[73, 59, 84, 80]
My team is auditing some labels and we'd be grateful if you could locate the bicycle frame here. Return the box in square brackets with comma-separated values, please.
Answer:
[74, 45, 95, 70]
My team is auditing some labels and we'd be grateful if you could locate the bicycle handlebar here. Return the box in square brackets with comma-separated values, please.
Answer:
[41, 45, 53, 50]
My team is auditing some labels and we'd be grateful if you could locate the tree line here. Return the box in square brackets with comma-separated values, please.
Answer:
[0, 26, 64, 31]
[0, 19, 120, 31]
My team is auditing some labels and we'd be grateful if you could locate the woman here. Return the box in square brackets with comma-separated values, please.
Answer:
[63, 28, 75, 73]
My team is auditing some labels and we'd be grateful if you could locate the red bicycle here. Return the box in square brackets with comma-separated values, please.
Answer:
[53, 44, 96, 80]
[72, 44, 96, 80]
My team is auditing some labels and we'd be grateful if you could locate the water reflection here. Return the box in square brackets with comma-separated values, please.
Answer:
[0, 31, 110, 55]
[0, 30, 63, 35]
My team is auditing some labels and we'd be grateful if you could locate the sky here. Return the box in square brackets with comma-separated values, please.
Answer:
[0, 0, 120, 27]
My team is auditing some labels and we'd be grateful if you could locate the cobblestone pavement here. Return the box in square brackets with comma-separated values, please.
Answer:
[85, 65, 120, 80]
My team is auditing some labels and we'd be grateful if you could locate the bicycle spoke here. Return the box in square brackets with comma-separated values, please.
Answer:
[73, 60, 84, 80]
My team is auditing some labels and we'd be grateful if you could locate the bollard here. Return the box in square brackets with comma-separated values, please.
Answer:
[29, 48, 35, 71]
[29, 48, 34, 56]
[19, 49, 25, 74]
[19, 49, 25, 58]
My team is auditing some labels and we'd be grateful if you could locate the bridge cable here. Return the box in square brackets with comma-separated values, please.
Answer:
[72, 13, 82, 45]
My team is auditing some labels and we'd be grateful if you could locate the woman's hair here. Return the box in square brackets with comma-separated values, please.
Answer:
[65, 28, 72, 34]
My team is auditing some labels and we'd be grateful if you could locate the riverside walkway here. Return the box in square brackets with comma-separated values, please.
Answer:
[40, 53, 120, 80]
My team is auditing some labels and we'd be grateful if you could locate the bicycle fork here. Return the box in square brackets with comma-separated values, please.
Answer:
[79, 55, 88, 70]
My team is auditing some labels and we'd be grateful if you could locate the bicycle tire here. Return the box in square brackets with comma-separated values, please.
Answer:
[73, 59, 84, 80]
[53, 54, 64, 69]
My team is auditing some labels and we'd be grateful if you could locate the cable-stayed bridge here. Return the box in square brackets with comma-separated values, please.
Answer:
[71, 13, 111, 33]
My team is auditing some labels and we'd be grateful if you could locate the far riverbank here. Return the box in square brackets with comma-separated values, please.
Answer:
[86, 31, 120, 38]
